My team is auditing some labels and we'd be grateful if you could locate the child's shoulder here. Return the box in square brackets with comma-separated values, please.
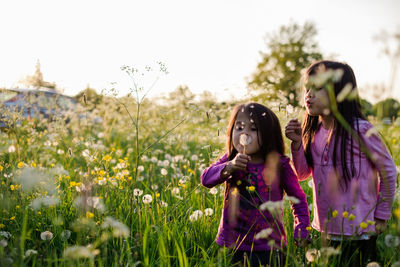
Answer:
[354, 119, 374, 133]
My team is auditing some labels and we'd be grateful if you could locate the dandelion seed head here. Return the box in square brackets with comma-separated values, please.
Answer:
[142, 194, 153, 204]
[133, 189, 143, 196]
[209, 187, 218, 195]
[305, 248, 320, 262]
[204, 208, 213, 216]
[40, 231, 53, 241]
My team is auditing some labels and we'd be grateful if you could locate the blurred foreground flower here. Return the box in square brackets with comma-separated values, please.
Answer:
[384, 234, 400, 247]
[189, 210, 203, 222]
[305, 248, 320, 263]
[142, 194, 153, 204]
[255, 228, 273, 240]
[101, 217, 129, 238]
[32, 196, 60, 210]
[24, 249, 38, 258]
[64, 245, 99, 259]
[204, 208, 213, 216]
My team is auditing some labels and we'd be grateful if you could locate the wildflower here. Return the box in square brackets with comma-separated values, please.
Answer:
[306, 226, 312, 231]
[342, 211, 349, 218]
[155, 193, 160, 198]
[17, 162, 25, 168]
[283, 195, 300, 204]
[133, 189, 143, 196]
[151, 184, 159, 191]
[189, 210, 203, 222]
[24, 249, 38, 258]
[204, 208, 213, 216]
[57, 149, 64, 155]
[331, 210, 338, 218]
[137, 165, 144, 172]
[320, 246, 340, 257]
[0, 224, 5, 229]
[86, 211, 95, 219]
[0, 231, 11, 239]
[31, 196, 60, 210]
[40, 231, 53, 241]
[255, 228, 273, 240]
[8, 145, 16, 153]
[236, 180, 242, 185]
[191, 155, 198, 161]
[10, 185, 15, 191]
[161, 168, 168, 176]
[10, 216, 15, 221]
[209, 187, 218, 195]
[394, 208, 400, 219]
[366, 262, 380, 267]
[101, 217, 129, 238]
[384, 234, 400, 247]
[348, 213, 355, 221]
[63, 246, 96, 259]
[61, 230, 71, 240]
[160, 201, 168, 207]
[359, 222, 368, 229]
[171, 187, 180, 195]
[0, 239, 7, 247]
[142, 194, 153, 204]
[305, 248, 320, 263]
[247, 186, 255, 192]
[0, 165, 3, 171]
[102, 155, 112, 162]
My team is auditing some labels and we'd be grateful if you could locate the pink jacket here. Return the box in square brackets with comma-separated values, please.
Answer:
[291, 120, 397, 236]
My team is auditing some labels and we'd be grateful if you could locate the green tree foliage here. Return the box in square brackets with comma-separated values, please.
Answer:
[360, 98, 374, 117]
[248, 21, 323, 106]
[74, 85, 103, 111]
[19, 60, 57, 90]
[372, 98, 400, 120]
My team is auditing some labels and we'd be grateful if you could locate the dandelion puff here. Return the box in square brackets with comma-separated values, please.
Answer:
[283, 195, 299, 204]
[63, 246, 95, 259]
[320, 246, 340, 257]
[161, 168, 168, 176]
[24, 249, 38, 258]
[366, 262, 380, 267]
[0, 231, 11, 239]
[0, 239, 7, 247]
[57, 149, 64, 155]
[191, 155, 198, 161]
[31, 196, 60, 210]
[255, 228, 273, 240]
[171, 187, 180, 195]
[189, 210, 203, 222]
[209, 187, 218, 195]
[151, 184, 159, 191]
[305, 248, 320, 263]
[40, 231, 53, 241]
[160, 201, 168, 207]
[384, 234, 400, 247]
[142, 194, 153, 204]
[101, 217, 130, 238]
[391, 261, 400, 267]
[133, 189, 143, 196]
[8, 145, 16, 153]
[137, 165, 144, 172]
[204, 208, 213, 216]
[61, 230, 71, 240]
[239, 134, 251, 146]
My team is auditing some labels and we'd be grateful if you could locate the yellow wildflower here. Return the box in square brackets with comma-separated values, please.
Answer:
[17, 162, 24, 168]
[248, 186, 255, 192]
[31, 162, 37, 168]
[332, 210, 338, 218]
[342, 211, 349, 218]
[155, 193, 160, 198]
[102, 155, 112, 162]
[0, 223, 5, 229]
[359, 222, 368, 229]
[10, 185, 15, 191]
[16, 205, 20, 209]
[69, 181, 77, 187]
[348, 213, 355, 221]
[306, 226, 312, 231]
[394, 208, 400, 219]
[86, 211, 94, 219]
[10, 216, 15, 220]
[0, 165, 3, 171]
[37, 211, 41, 215]
[237, 180, 242, 186]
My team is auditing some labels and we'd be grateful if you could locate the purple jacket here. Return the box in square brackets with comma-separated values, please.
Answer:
[201, 154, 310, 251]
[291, 120, 397, 236]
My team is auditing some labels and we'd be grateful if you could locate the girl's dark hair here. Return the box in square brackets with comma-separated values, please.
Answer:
[302, 60, 366, 189]
[226, 102, 284, 161]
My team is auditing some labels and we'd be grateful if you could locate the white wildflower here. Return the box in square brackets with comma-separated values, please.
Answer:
[305, 248, 320, 263]
[32, 196, 60, 210]
[160, 201, 168, 207]
[8, 145, 16, 153]
[204, 208, 213, 216]
[133, 189, 143, 196]
[161, 168, 168, 176]
[239, 134, 252, 146]
[61, 230, 71, 240]
[189, 210, 203, 222]
[191, 155, 198, 161]
[142, 194, 153, 204]
[0, 239, 7, 247]
[137, 165, 144, 172]
[40, 231, 53, 241]
[384, 234, 400, 247]
[151, 184, 159, 191]
[57, 149, 64, 155]
[255, 228, 273, 240]
[209, 187, 218, 195]
[171, 187, 180, 195]
[283, 195, 300, 204]
[63, 246, 95, 259]
[24, 249, 38, 258]
[0, 231, 11, 239]
[101, 217, 129, 238]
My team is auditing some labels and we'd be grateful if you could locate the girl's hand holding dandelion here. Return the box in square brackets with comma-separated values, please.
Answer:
[285, 119, 302, 150]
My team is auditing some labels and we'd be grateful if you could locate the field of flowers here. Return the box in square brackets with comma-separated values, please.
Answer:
[0, 82, 399, 266]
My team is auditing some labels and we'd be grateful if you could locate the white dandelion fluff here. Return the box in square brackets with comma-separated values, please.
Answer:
[239, 134, 252, 146]
[204, 208, 213, 216]
[40, 231, 53, 241]
[142, 194, 153, 204]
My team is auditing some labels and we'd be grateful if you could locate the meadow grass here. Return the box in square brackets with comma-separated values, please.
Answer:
[0, 94, 399, 266]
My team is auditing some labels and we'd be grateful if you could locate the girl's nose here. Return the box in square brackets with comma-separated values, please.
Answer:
[305, 88, 314, 98]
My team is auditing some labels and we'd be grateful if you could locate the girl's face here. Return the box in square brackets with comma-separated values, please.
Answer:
[304, 85, 330, 117]
[232, 111, 262, 157]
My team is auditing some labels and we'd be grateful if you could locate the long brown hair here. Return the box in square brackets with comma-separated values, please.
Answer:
[302, 60, 366, 189]
[226, 102, 284, 161]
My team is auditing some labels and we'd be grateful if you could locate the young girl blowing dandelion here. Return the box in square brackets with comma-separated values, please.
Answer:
[201, 102, 310, 266]
[285, 60, 397, 266]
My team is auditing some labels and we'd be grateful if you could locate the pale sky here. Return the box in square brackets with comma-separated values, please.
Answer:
[1, 0, 399, 103]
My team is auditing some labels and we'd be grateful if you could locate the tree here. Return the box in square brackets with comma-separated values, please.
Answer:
[248, 21, 323, 106]
[75, 85, 103, 111]
[19, 60, 57, 90]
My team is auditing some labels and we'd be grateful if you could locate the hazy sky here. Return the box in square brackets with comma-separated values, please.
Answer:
[1, 0, 399, 103]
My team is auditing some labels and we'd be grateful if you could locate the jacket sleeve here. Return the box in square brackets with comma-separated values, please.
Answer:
[291, 143, 312, 181]
[360, 122, 397, 220]
[201, 154, 230, 188]
[281, 156, 310, 240]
